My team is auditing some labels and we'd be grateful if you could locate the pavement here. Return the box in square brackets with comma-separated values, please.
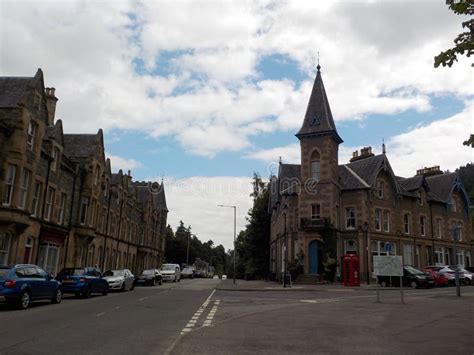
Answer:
[1, 278, 472, 355]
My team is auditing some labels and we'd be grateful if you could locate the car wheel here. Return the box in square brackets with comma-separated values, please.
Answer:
[410, 281, 417, 289]
[173, 277, 176, 283]
[83, 287, 92, 299]
[19, 291, 31, 310]
[75, 292, 81, 298]
[51, 288, 62, 304]
[120, 282, 126, 292]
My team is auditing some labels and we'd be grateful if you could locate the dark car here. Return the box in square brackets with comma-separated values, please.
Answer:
[0, 264, 62, 309]
[55, 267, 108, 298]
[378, 266, 435, 288]
[136, 269, 162, 286]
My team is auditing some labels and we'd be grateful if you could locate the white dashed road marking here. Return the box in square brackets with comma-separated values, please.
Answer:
[180, 289, 216, 335]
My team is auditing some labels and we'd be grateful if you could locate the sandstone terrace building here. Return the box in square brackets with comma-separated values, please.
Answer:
[0, 69, 168, 275]
[269, 65, 473, 283]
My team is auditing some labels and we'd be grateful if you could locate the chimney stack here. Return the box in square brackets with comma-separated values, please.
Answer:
[350, 146, 375, 162]
[416, 166, 443, 177]
[44, 87, 58, 126]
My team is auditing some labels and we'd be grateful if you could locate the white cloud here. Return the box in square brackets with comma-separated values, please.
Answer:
[0, 0, 472, 158]
[107, 154, 143, 173]
[159, 176, 255, 250]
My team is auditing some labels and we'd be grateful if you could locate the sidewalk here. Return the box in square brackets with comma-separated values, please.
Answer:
[215, 279, 384, 292]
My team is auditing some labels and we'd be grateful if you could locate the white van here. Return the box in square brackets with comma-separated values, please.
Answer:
[161, 264, 181, 282]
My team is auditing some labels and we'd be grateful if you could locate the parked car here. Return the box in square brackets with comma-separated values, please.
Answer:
[0, 264, 62, 309]
[222, 275, 227, 280]
[103, 269, 135, 291]
[448, 265, 472, 285]
[378, 266, 434, 288]
[136, 269, 162, 286]
[465, 266, 474, 273]
[55, 267, 108, 298]
[161, 264, 181, 282]
[181, 267, 195, 279]
[425, 265, 468, 286]
[423, 268, 449, 287]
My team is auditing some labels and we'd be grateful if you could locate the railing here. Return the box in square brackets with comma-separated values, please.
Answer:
[299, 217, 330, 229]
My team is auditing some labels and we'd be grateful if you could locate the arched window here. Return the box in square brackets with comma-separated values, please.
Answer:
[310, 150, 321, 181]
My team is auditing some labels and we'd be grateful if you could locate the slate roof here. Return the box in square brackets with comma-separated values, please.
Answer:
[398, 176, 424, 191]
[343, 154, 386, 188]
[45, 119, 64, 146]
[154, 182, 168, 212]
[338, 165, 369, 190]
[0, 77, 33, 108]
[296, 67, 342, 144]
[426, 173, 457, 203]
[63, 134, 98, 159]
[278, 163, 301, 195]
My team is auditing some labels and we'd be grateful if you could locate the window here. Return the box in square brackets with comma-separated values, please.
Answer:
[19, 169, 30, 209]
[371, 240, 396, 259]
[374, 208, 382, 231]
[345, 207, 356, 229]
[420, 215, 427, 236]
[37, 243, 60, 275]
[345, 239, 357, 254]
[94, 166, 100, 186]
[377, 180, 384, 199]
[27, 121, 36, 151]
[80, 197, 89, 225]
[403, 244, 413, 265]
[434, 247, 444, 265]
[403, 213, 411, 234]
[89, 200, 96, 227]
[383, 210, 390, 232]
[311, 204, 321, 220]
[451, 197, 457, 212]
[44, 187, 55, 221]
[456, 250, 464, 267]
[436, 218, 442, 239]
[2, 164, 16, 206]
[0, 233, 11, 265]
[51, 147, 60, 172]
[456, 222, 463, 241]
[31, 182, 42, 217]
[466, 252, 471, 268]
[310, 150, 320, 182]
[58, 193, 67, 225]
[417, 191, 423, 206]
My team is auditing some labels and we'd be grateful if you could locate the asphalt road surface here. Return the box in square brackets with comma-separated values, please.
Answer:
[0, 278, 219, 355]
[1, 280, 473, 355]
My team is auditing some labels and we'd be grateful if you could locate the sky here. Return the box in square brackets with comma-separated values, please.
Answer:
[1, 0, 472, 250]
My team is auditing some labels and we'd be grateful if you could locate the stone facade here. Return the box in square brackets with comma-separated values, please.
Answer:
[269, 67, 473, 282]
[0, 69, 168, 275]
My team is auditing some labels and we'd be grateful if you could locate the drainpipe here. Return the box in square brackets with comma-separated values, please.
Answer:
[63, 164, 78, 267]
[115, 190, 124, 268]
[101, 187, 113, 270]
[35, 153, 52, 264]
[429, 202, 435, 265]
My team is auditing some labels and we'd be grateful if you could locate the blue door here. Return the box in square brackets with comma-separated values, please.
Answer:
[309, 241, 319, 274]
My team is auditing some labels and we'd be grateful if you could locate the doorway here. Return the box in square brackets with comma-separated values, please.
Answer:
[309, 240, 319, 274]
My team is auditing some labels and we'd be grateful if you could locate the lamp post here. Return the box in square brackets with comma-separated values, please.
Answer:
[218, 204, 237, 285]
[187, 232, 195, 267]
[362, 221, 369, 285]
[449, 225, 461, 297]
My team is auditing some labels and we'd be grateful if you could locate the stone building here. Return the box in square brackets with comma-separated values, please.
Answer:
[0, 69, 168, 275]
[269, 65, 472, 283]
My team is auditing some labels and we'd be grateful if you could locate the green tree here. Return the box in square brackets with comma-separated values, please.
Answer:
[434, 0, 474, 68]
[463, 134, 474, 147]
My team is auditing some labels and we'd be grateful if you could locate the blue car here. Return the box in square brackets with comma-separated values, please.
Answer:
[0, 264, 62, 310]
[55, 267, 108, 298]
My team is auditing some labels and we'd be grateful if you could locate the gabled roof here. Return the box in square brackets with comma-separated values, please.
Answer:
[278, 163, 301, 195]
[63, 129, 105, 164]
[45, 119, 64, 146]
[338, 165, 370, 190]
[296, 66, 342, 144]
[344, 154, 385, 187]
[154, 182, 168, 212]
[0, 69, 44, 108]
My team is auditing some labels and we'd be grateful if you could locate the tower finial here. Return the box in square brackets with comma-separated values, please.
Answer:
[279, 156, 282, 164]
[382, 139, 386, 154]
[316, 51, 321, 71]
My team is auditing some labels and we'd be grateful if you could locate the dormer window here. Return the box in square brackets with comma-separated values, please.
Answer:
[377, 180, 384, 199]
[27, 121, 37, 151]
[310, 116, 320, 126]
[417, 191, 423, 206]
[310, 150, 321, 182]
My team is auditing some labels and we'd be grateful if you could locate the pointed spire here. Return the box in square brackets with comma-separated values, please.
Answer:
[296, 65, 343, 144]
[382, 139, 386, 154]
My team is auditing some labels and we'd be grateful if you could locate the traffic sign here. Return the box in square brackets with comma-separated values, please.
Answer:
[385, 243, 392, 253]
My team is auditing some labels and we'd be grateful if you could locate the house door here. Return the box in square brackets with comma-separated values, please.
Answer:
[309, 240, 319, 274]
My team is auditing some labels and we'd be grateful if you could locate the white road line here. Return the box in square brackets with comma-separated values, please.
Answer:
[96, 312, 106, 316]
[115, 306, 121, 310]
[138, 296, 149, 301]
[180, 288, 217, 334]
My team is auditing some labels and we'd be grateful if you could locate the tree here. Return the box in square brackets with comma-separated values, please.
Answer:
[434, 0, 474, 68]
[463, 134, 474, 147]
[235, 174, 271, 279]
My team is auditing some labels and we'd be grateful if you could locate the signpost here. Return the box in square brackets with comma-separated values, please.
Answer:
[373, 255, 404, 304]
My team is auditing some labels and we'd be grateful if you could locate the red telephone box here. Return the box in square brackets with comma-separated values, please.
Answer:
[343, 254, 360, 287]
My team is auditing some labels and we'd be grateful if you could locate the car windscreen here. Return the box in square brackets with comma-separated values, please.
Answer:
[404, 266, 424, 275]
[103, 270, 124, 277]
[58, 268, 85, 276]
[0, 268, 11, 278]
[142, 270, 155, 275]
[161, 265, 175, 271]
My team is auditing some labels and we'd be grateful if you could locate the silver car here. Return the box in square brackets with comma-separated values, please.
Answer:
[161, 264, 181, 282]
[103, 269, 135, 291]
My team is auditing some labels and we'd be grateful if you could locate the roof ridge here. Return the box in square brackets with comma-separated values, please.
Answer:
[343, 164, 370, 188]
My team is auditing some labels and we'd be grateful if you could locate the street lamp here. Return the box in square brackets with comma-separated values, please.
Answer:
[218, 204, 237, 285]
[449, 224, 461, 297]
[187, 233, 196, 266]
[362, 221, 369, 285]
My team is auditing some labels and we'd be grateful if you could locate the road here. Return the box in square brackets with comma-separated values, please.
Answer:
[0, 279, 219, 355]
[1, 280, 472, 355]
